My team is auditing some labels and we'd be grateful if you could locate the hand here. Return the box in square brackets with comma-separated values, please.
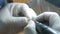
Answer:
[0, 3, 37, 34]
[35, 12, 60, 32]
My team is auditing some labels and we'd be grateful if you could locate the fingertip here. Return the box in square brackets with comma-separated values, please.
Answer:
[24, 17, 29, 23]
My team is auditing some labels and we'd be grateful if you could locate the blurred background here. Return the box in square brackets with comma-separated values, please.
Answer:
[7, 0, 60, 34]
[7, 0, 60, 15]
[8, 0, 60, 15]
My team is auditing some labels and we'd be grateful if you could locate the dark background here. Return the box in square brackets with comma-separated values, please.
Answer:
[46, 0, 60, 8]
[7, 0, 13, 3]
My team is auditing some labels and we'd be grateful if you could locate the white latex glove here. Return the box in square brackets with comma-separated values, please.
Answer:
[0, 3, 37, 34]
[24, 20, 37, 34]
[16, 3, 38, 34]
[8, 3, 37, 19]
[35, 12, 60, 32]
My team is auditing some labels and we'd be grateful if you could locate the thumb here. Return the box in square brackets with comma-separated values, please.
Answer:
[24, 20, 37, 34]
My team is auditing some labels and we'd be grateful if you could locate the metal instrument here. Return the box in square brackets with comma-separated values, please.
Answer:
[34, 20, 57, 34]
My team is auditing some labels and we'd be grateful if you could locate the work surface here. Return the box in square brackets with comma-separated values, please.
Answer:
[18, 31, 24, 34]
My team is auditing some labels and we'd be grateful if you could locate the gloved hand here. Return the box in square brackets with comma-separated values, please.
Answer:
[8, 3, 37, 19]
[0, 3, 37, 34]
[35, 12, 60, 32]
[24, 20, 37, 34]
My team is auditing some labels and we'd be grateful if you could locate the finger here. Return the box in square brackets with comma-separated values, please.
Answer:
[35, 12, 52, 22]
[7, 17, 28, 34]
[21, 4, 37, 20]
[24, 20, 37, 34]
[11, 3, 30, 17]
[12, 3, 37, 19]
